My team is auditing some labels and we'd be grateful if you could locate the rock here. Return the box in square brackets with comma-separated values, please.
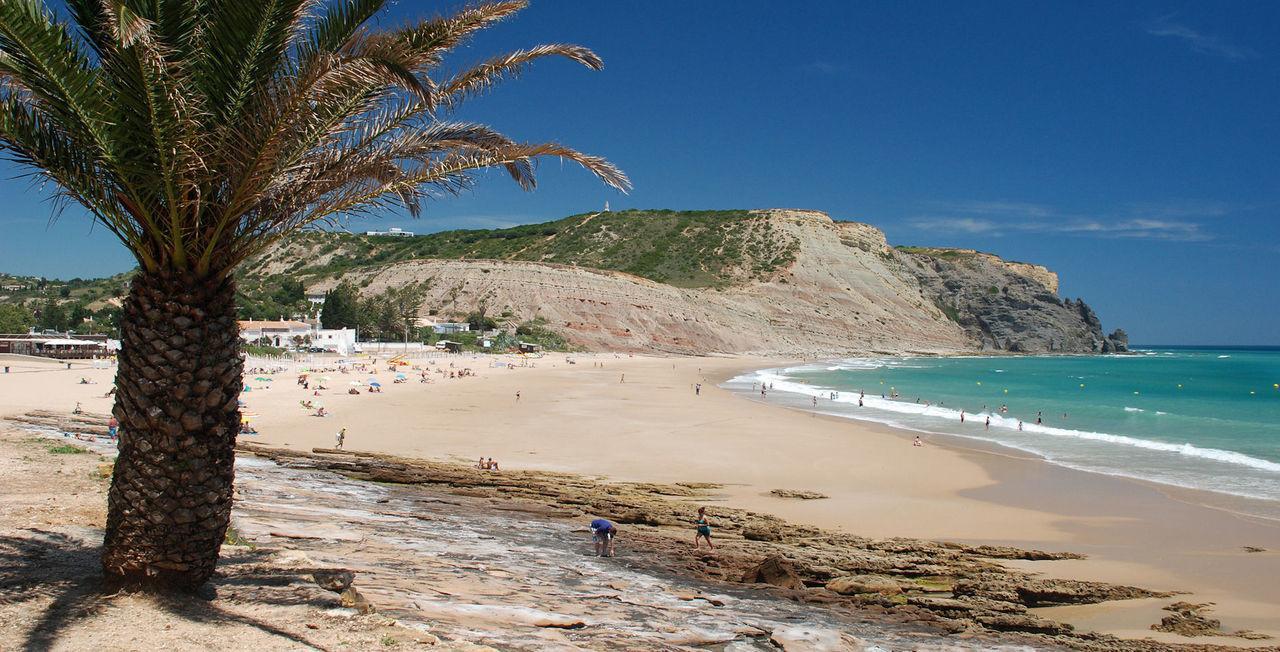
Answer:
[975, 613, 1072, 635]
[742, 525, 785, 542]
[312, 569, 355, 593]
[1107, 328, 1129, 353]
[662, 628, 739, 645]
[954, 577, 1171, 607]
[1152, 602, 1272, 639]
[825, 574, 902, 596]
[1243, 546, 1266, 553]
[770, 489, 829, 500]
[742, 556, 806, 590]
[768, 625, 858, 651]
[339, 586, 375, 614]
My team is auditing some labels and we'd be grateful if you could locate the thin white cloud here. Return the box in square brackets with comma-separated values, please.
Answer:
[907, 217, 1001, 234]
[919, 200, 1055, 218]
[1142, 15, 1258, 61]
[908, 200, 1218, 242]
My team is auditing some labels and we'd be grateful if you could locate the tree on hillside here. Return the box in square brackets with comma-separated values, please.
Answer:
[0, 303, 34, 333]
[320, 283, 361, 330]
[0, 0, 627, 591]
[36, 299, 68, 332]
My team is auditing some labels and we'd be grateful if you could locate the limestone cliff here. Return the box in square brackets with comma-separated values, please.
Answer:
[249, 209, 1123, 356]
[895, 248, 1126, 353]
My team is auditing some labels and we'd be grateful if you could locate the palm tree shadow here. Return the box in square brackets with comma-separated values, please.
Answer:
[0, 528, 337, 651]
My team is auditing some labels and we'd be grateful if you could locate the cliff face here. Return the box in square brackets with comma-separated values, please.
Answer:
[896, 248, 1126, 353]
[260, 209, 1123, 355]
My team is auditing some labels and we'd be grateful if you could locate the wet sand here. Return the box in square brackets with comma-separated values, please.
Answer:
[2, 351, 1277, 643]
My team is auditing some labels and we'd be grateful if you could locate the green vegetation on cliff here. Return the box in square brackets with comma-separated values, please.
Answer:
[258, 209, 800, 289]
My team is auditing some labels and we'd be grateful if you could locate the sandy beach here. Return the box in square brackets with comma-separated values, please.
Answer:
[2, 351, 1277, 644]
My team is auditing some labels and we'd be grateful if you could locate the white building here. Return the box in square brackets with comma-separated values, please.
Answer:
[238, 320, 312, 347]
[364, 227, 414, 237]
[311, 328, 357, 354]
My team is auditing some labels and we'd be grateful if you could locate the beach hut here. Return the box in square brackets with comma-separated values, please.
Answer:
[435, 340, 462, 353]
[517, 341, 542, 354]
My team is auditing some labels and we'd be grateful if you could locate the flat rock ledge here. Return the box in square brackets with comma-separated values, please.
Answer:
[231, 441, 1209, 651]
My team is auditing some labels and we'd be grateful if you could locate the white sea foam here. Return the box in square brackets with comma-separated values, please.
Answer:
[727, 366, 1280, 500]
[1124, 407, 1144, 413]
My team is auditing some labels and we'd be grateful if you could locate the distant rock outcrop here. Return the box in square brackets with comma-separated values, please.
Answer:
[897, 248, 1123, 354]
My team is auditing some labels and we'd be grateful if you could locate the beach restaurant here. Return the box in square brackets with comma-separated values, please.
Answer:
[0, 333, 109, 359]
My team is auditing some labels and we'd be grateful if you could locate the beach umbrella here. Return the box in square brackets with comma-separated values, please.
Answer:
[366, 377, 378, 384]
[369, 381, 382, 387]
[395, 373, 407, 379]
[255, 376, 271, 382]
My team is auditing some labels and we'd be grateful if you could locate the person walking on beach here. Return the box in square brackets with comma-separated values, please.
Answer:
[960, 410, 965, 423]
[590, 518, 617, 557]
[335, 427, 346, 449]
[695, 383, 701, 396]
[1018, 420, 1023, 431]
[812, 396, 818, 407]
[694, 507, 714, 550]
[985, 415, 991, 430]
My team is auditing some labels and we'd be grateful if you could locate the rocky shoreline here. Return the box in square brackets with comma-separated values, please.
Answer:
[5, 409, 1272, 651]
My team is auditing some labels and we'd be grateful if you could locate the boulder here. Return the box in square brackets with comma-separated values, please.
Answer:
[311, 569, 355, 593]
[742, 556, 806, 590]
[1107, 328, 1129, 353]
[825, 574, 902, 597]
[340, 586, 375, 614]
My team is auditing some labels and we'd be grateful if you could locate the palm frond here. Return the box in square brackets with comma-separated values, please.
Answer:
[0, 0, 627, 278]
[437, 43, 603, 111]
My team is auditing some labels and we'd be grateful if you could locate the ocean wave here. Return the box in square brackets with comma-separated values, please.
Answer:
[1124, 407, 1144, 413]
[730, 367, 1280, 478]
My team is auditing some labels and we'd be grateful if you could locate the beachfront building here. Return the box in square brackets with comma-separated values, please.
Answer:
[238, 320, 312, 347]
[311, 328, 357, 354]
[0, 332, 109, 359]
[364, 227, 414, 237]
[435, 340, 462, 353]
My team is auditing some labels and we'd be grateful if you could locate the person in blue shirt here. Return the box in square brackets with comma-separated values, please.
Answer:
[589, 518, 617, 557]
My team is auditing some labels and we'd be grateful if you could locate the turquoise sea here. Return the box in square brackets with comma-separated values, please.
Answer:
[727, 347, 1280, 503]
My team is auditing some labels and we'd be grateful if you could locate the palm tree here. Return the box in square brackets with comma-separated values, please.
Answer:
[0, 0, 627, 590]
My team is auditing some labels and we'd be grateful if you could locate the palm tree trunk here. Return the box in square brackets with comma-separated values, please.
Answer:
[102, 270, 243, 590]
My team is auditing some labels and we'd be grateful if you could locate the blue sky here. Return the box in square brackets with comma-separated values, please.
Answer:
[1, 1, 1277, 344]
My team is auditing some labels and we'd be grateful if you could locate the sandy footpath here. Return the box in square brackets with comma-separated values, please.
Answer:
[1, 351, 1277, 643]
